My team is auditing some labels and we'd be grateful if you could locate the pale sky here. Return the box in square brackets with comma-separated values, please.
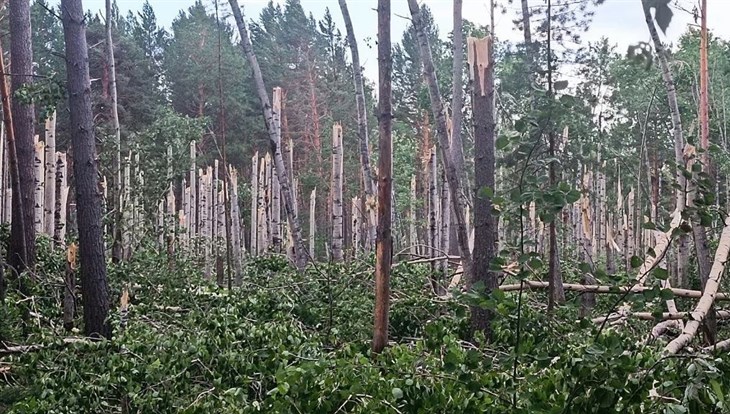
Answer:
[75, 0, 730, 82]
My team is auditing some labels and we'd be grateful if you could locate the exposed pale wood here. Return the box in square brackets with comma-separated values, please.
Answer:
[498, 280, 730, 300]
[409, 175, 417, 256]
[666, 216, 730, 354]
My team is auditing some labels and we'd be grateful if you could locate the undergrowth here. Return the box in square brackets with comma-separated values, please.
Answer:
[0, 248, 728, 413]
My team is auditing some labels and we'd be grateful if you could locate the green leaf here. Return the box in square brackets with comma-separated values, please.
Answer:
[554, 80, 569, 90]
[653, 267, 669, 280]
[630, 256, 642, 269]
[496, 135, 509, 150]
[392, 388, 404, 400]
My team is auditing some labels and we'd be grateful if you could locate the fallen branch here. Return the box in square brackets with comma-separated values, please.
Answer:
[665, 216, 730, 354]
[702, 337, 730, 353]
[0, 337, 93, 355]
[593, 310, 730, 324]
[498, 280, 729, 300]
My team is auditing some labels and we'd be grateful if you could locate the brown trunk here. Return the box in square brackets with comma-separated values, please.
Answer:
[61, 0, 111, 338]
[372, 0, 392, 354]
[8, 0, 37, 273]
[469, 36, 498, 338]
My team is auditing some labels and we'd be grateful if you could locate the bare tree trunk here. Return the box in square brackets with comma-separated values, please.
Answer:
[372, 0, 392, 355]
[54, 153, 68, 247]
[0, 40, 26, 302]
[338, 0, 377, 250]
[408, 0, 473, 284]
[331, 124, 344, 262]
[228, 0, 307, 270]
[33, 137, 44, 235]
[249, 153, 258, 255]
[450, 0, 467, 199]
[469, 35, 499, 338]
[309, 188, 316, 260]
[546, 0, 565, 310]
[61, 0, 111, 338]
[44, 113, 56, 238]
[106, 0, 123, 263]
[9, 0, 36, 273]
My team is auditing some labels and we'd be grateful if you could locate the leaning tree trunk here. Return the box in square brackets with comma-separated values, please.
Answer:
[372, 0, 392, 355]
[469, 36, 499, 339]
[228, 0, 307, 270]
[106, 0, 123, 263]
[338, 0, 377, 249]
[408, 0, 473, 285]
[61, 0, 111, 338]
[8, 0, 36, 273]
[0, 38, 26, 302]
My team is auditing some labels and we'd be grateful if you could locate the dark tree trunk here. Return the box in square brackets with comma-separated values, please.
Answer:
[470, 37, 498, 338]
[8, 0, 36, 273]
[61, 0, 111, 339]
[372, 0, 392, 355]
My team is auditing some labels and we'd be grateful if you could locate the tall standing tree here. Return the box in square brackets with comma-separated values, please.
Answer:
[107, 0, 124, 263]
[8, 0, 37, 273]
[372, 0, 392, 355]
[61, 0, 111, 338]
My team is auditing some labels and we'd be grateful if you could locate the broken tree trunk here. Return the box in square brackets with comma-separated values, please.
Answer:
[665, 216, 730, 354]
[228, 0, 307, 270]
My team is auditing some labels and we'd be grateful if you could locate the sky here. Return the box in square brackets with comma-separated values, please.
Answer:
[76, 0, 730, 82]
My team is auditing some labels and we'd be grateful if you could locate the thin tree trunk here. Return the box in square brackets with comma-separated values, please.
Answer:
[249, 153, 258, 255]
[61, 0, 111, 338]
[0, 39, 26, 302]
[228, 0, 306, 270]
[331, 124, 344, 262]
[408, 0, 473, 285]
[54, 153, 68, 247]
[372, 0, 392, 355]
[106, 0, 123, 263]
[546, 0, 565, 310]
[44, 112, 56, 238]
[469, 35, 499, 338]
[9, 0, 36, 273]
[450, 0, 467, 200]
[338, 1, 376, 249]
[33, 137, 44, 235]
[309, 188, 316, 260]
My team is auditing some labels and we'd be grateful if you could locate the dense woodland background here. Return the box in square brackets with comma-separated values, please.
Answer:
[2, 0, 730, 412]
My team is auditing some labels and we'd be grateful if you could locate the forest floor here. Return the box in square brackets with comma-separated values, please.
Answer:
[1, 246, 729, 413]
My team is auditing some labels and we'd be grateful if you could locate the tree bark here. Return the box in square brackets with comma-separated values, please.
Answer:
[331, 124, 344, 262]
[106, 0, 123, 263]
[61, 0, 111, 338]
[469, 36, 499, 338]
[228, 0, 307, 270]
[666, 216, 730, 354]
[408, 0, 473, 285]
[337, 0, 376, 231]
[450, 0, 467, 200]
[44, 113, 56, 238]
[8, 0, 36, 272]
[0, 39, 26, 302]
[372, 0, 392, 355]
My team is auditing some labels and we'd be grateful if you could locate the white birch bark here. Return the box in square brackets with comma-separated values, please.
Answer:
[409, 175, 417, 256]
[309, 188, 316, 260]
[429, 146, 439, 261]
[33, 137, 44, 234]
[54, 152, 68, 247]
[249, 153, 258, 255]
[43, 112, 56, 236]
[331, 123, 344, 261]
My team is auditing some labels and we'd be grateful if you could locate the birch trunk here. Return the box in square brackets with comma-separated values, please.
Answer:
[43, 112, 56, 237]
[408, 0, 473, 284]
[352, 196, 361, 256]
[229, 166, 243, 284]
[450, 0, 468, 200]
[228, 0, 307, 270]
[309, 188, 316, 260]
[33, 137, 44, 235]
[429, 146, 439, 270]
[54, 153, 68, 247]
[106, 0, 123, 264]
[331, 123, 344, 262]
[409, 175, 417, 256]
[189, 142, 197, 244]
[271, 88, 283, 253]
[249, 153, 258, 255]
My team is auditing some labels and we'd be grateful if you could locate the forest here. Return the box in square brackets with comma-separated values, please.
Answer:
[1, 0, 730, 411]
